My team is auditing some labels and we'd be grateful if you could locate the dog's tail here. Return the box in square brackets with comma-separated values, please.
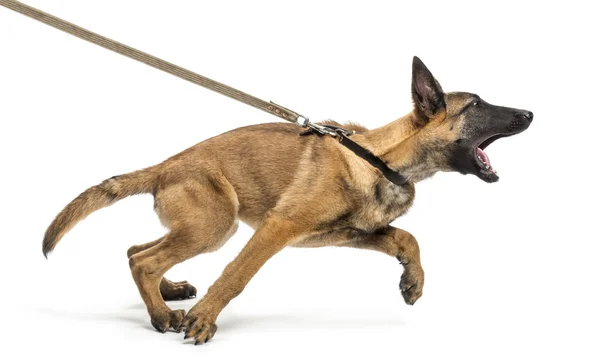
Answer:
[42, 166, 159, 258]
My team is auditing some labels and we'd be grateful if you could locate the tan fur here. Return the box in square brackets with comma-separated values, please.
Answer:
[44, 115, 436, 342]
[43, 167, 160, 256]
[43, 59, 528, 344]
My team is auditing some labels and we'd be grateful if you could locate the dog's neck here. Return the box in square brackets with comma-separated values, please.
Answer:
[361, 112, 439, 183]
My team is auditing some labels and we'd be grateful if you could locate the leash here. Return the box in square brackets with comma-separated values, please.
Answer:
[0, 0, 407, 186]
[0, 0, 307, 125]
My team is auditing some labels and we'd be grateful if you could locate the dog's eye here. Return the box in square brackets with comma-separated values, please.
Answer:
[473, 101, 480, 107]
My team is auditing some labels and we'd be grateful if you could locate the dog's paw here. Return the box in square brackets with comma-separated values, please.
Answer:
[150, 309, 186, 333]
[182, 312, 218, 345]
[160, 280, 197, 301]
[400, 266, 424, 305]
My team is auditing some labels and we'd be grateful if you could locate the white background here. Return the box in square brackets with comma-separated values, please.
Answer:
[1, 0, 598, 359]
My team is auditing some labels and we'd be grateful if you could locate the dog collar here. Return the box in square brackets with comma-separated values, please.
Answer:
[301, 125, 408, 186]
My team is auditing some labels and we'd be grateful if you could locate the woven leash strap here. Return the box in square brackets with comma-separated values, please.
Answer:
[0, 0, 307, 125]
[1, 0, 408, 186]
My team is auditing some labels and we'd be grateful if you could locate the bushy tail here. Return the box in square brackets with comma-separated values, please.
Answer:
[42, 166, 159, 257]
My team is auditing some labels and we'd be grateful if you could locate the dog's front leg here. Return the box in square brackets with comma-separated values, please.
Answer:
[182, 216, 304, 344]
[342, 226, 424, 305]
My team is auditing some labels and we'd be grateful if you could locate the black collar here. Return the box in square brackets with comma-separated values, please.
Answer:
[301, 125, 408, 186]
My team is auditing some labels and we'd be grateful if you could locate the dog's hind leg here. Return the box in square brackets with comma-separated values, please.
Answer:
[129, 177, 239, 333]
[127, 240, 198, 301]
[127, 239, 162, 258]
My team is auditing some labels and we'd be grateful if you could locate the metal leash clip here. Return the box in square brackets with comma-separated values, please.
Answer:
[269, 101, 311, 127]
[301, 122, 356, 139]
[306, 123, 339, 137]
[267, 102, 354, 140]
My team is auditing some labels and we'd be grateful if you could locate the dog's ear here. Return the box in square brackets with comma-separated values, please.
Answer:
[411, 56, 445, 122]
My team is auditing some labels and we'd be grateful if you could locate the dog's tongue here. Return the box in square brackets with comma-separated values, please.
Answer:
[477, 147, 492, 168]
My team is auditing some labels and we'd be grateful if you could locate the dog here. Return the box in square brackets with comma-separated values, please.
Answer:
[42, 57, 533, 344]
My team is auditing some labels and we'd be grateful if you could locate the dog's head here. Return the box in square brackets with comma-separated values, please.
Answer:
[409, 56, 533, 183]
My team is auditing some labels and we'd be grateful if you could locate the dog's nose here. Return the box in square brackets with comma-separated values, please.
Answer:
[523, 111, 533, 121]
[516, 110, 533, 122]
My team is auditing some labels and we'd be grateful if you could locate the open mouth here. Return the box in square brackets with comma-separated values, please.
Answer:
[475, 146, 495, 174]
[472, 134, 508, 182]
[452, 105, 533, 183]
